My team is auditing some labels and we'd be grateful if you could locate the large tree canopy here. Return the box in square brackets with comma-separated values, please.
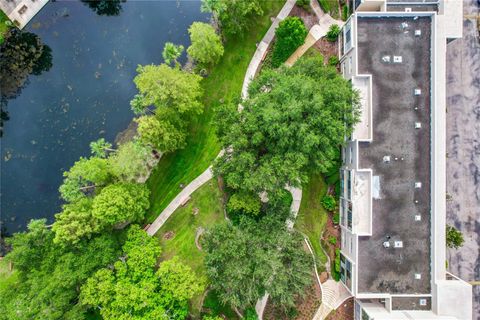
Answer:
[202, 211, 312, 311]
[187, 22, 224, 67]
[81, 226, 204, 320]
[0, 219, 121, 320]
[133, 64, 203, 115]
[59, 157, 113, 202]
[214, 56, 360, 199]
[109, 141, 152, 182]
[201, 0, 263, 37]
[135, 115, 186, 153]
[91, 183, 150, 227]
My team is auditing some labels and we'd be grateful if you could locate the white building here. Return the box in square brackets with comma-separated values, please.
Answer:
[0, 0, 48, 29]
[338, 0, 472, 319]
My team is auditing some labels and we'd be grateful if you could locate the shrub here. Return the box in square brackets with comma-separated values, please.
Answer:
[332, 248, 341, 281]
[326, 24, 341, 42]
[446, 225, 464, 249]
[328, 236, 337, 245]
[321, 195, 336, 211]
[296, 0, 310, 10]
[272, 17, 308, 67]
[244, 308, 259, 320]
[328, 55, 339, 66]
[333, 213, 340, 224]
[317, 0, 331, 13]
[342, 5, 349, 21]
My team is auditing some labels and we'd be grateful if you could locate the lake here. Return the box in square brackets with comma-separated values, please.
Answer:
[0, 0, 208, 235]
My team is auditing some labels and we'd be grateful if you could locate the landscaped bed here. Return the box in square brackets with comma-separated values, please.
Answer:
[146, 0, 286, 223]
[325, 297, 354, 320]
[263, 270, 322, 320]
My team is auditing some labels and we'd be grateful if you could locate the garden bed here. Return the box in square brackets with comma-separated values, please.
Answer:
[289, 4, 318, 30]
[263, 271, 322, 320]
[312, 37, 339, 64]
[325, 297, 354, 320]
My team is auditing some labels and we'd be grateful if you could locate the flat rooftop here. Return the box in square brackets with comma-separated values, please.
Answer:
[356, 16, 432, 294]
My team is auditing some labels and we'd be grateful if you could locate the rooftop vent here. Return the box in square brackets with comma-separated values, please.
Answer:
[382, 55, 391, 63]
[405, 8, 412, 12]
[419, 299, 427, 306]
[415, 29, 422, 36]
[414, 199, 419, 204]
[401, 22, 409, 29]
[415, 182, 422, 188]
[383, 155, 391, 163]
[415, 122, 422, 129]
[415, 273, 422, 280]
[393, 56, 403, 63]
[414, 88, 422, 95]
[383, 241, 390, 248]
[415, 215, 422, 221]
[414, 106, 420, 110]
[394, 241, 403, 248]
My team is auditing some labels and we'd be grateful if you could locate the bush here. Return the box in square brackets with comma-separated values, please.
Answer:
[446, 225, 464, 249]
[321, 195, 336, 211]
[342, 5, 349, 21]
[272, 17, 308, 67]
[317, 0, 331, 13]
[326, 24, 341, 42]
[244, 308, 259, 320]
[328, 55, 339, 66]
[333, 213, 340, 225]
[328, 236, 337, 245]
[332, 248, 341, 281]
[296, 0, 310, 10]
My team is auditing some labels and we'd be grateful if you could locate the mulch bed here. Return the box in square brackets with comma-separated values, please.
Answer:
[325, 297, 354, 320]
[263, 272, 322, 320]
[289, 5, 318, 30]
[313, 37, 339, 62]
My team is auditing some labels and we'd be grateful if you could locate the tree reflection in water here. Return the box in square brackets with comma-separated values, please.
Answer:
[82, 0, 126, 16]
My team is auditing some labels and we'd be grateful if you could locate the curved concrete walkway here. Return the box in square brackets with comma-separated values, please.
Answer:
[147, 0, 298, 236]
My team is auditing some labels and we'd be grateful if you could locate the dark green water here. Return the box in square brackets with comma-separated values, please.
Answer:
[0, 0, 208, 234]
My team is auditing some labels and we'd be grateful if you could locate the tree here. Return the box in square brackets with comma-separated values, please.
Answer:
[446, 225, 465, 249]
[81, 226, 204, 320]
[136, 115, 186, 153]
[162, 42, 184, 66]
[214, 56, 360, 199]
[202, 214, 312, 311]
[109, 141, 152, 182]
[133, 64, 203, 115]
[52, 198, 100, 245]
[0, 219, 121, 320]
[187, 22, 224, 67]
[91, 183, 150, 227]
[59, 157, 113, 202]
[90, 138, 115, 158]
[272, 17, 308, 67]
[227, 192, 262, 217]
[201, 0, 263, 37]
[326, 24, 341, 42]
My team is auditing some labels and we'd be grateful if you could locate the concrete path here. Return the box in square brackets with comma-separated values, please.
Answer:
[241, 0, 297, 98]
[445, 1, 480, 316]
[146, 167, 213, 236]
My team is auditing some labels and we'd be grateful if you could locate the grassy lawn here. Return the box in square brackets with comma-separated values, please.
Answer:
[295, 173, 329, 271]
[146, 0, 286, 222]
[155, 179, 225, 315]
[0, 10, 10, 45]
[155, 179, 224, 276]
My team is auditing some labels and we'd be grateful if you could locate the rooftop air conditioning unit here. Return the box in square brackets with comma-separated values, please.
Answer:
[415, 122, 422, 129]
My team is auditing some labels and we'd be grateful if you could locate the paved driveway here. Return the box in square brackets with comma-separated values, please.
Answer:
[445, 1, 480, 318]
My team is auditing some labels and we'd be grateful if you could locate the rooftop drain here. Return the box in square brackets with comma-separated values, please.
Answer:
[415, 182, 422, 188]
[415, 214, 422, 221]
[414, 200, 419, 204]
[393, 56, 403, 63]
[415, 122, 422, 129]
[414, 88, 422, 95]
[415, 273, 422, 280]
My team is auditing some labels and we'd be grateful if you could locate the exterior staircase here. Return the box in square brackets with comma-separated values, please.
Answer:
[313, 280, 352, 320]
